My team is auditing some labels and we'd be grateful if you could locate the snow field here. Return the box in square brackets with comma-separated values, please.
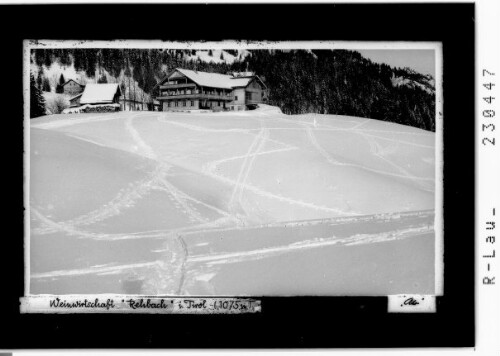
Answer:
[29, 107, 437, 295]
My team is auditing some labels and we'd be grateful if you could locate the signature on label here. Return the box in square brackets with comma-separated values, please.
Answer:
[403, 297, 420, 306]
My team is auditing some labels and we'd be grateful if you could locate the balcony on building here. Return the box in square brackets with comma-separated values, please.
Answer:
[158, 86, 233, 101]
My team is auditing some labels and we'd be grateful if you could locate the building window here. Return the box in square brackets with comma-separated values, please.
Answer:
[246, 92, 252, 101]
[183, 100, 186, 107]
[191, 101, 194, 107]
[235, 96, 238, 101]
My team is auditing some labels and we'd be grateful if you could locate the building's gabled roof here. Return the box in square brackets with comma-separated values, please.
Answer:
[156, 68, 267, 90]
[62, 79, 85, 87]
[229, 76, 267, 89]
[175, 68, 234, 89]
[80, 84, 121, 104]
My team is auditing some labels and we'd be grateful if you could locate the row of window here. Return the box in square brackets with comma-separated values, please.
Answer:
[167, 100, 229, 108]
[163, 89, 232, 96]
[162, 92, 256, 101]
[167, 100, 195, 107]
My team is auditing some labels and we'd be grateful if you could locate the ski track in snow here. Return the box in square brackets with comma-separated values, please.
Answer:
[201, 146, 298, 177]
[30, 111, 436, 291]
[229, 127, 265, 209]
[33, 163, 171, 235]
[31, 260, 162, 279]
[243, 127, 434, 149]
[33, 113, 228, 236]
[156, 113, 432, 191]
[305, 124, 434, 184]
[186, 225, 433, 266]
[228, 121, 271, 219]
[209, 164, 355, 215]
[157, 177, 208, 224]
[348, 118, 372, 130]
[33, 114, 388, 238]
[32, 211, 433, 281]
[156, 115, 297, 150]
[238, 128, 270, 205]
[356, 131, 434, 149]
[159, 115, 359, 215]
[155, 114, 351, 216]
[124, 114, 158, 160]
[31, 207, 106, 239]
[361, 132, 434, 192]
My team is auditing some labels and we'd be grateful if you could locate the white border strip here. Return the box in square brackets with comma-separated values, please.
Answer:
[29, 39, 439, 51]
[23, 40, 31, 296]
[435, 43, 443, 296]
[0, 0, 476, 4]
[476, 0, 500, 354]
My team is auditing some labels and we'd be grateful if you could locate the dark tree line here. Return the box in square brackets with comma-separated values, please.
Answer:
[31, 48, 246, 96]
[30, 74, 45, 118]
[247, 50, 435, 131]
[31, 48, 435, 130]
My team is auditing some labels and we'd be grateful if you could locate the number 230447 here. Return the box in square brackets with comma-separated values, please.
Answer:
[482, 69, 496, 146]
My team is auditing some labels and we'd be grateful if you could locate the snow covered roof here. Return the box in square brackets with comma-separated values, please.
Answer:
[231, 71, 255, 77]
[175, 68, 235, 89]
[62, 79, 84, 87]
[69, 93, 83, 101]
[80, 84, 121, 104]
[229, 77, 254, 88]
[159, 68, 266, 90]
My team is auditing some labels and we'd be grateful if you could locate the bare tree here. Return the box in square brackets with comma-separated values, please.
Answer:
[46, 94, 69, 114]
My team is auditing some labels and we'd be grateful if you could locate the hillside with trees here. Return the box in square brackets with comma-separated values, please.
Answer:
[30, 48, 435, 131]
[246, 50, 435, 131]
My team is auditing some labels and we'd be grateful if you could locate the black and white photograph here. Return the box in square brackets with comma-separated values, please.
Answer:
[0, 0, 485, 350]
[25, 40, 443, 298]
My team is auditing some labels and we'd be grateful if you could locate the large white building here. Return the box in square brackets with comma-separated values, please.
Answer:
[155, 68, 267, 111]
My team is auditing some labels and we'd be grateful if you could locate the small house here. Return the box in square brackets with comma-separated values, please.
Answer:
[80, 83, 122, 106]
[61, 79, 85, 96]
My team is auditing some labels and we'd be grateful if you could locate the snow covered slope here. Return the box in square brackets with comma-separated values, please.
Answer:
[29, 108, 437, 295]
[186, 49, 250, 64]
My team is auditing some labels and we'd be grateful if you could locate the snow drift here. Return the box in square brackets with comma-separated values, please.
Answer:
[29, 107, 437, 295]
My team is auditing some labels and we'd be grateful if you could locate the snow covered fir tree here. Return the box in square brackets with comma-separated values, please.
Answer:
[30, 73, 45, 118]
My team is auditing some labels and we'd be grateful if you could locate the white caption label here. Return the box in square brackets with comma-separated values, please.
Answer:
[388, 295, 436, 313]
[20, 295, 261, 314]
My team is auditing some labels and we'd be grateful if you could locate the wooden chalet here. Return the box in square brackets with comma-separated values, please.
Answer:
[61, 79, 85, 96]
[155, 68, 267, 111]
